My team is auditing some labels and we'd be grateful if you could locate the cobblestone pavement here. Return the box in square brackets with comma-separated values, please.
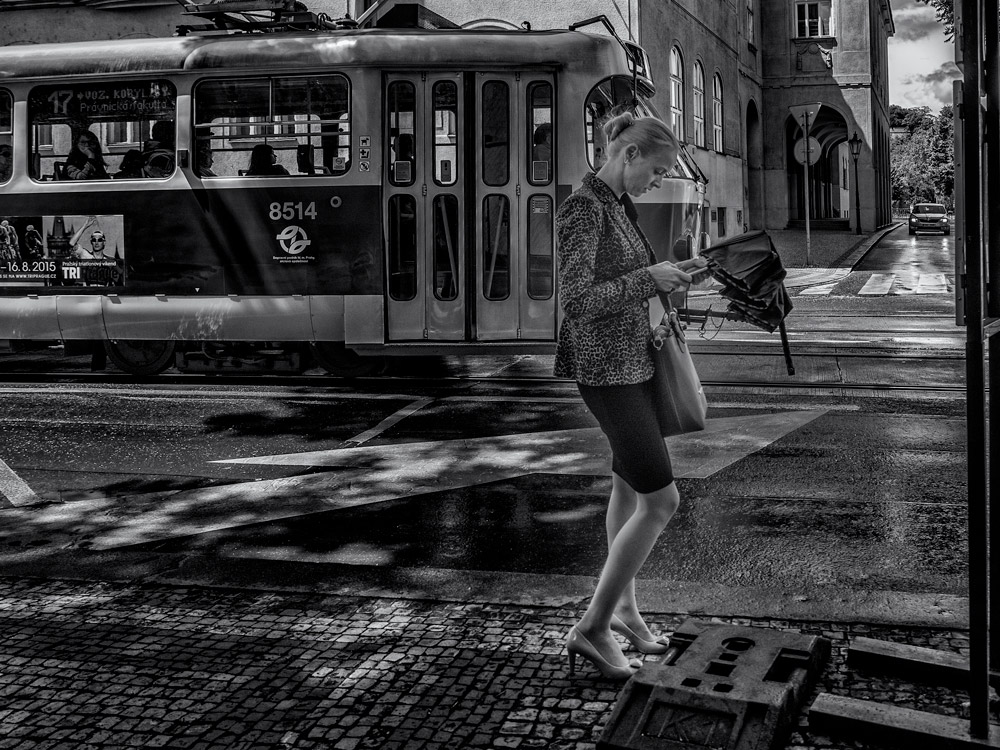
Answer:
[0, 577, 974, 750]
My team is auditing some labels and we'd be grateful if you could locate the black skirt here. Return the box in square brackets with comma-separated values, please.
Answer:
[577, 378, 675, 493]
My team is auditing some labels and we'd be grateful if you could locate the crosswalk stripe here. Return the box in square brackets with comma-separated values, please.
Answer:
[799, 282, 840, 296]
[915, 273, 948, 294]
[858, 273, 895, 296]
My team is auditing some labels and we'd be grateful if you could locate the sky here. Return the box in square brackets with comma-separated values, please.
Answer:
[888, 0, 961, 111]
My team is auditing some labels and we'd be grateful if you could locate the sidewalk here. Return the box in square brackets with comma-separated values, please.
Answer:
[765, 224, 900, 269]
[0, 576, 974, 750]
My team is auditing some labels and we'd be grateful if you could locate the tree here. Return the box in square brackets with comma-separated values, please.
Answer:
[891, 107, 954, 209]
[917, 0, 955, 40]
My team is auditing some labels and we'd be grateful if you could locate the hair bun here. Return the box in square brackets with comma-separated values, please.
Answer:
[603, 112, 636, 142]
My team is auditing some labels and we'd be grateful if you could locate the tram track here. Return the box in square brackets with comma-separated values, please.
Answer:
[0, 368, 970, 395]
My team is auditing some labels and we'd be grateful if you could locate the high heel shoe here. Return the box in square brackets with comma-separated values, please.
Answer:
[566, 626, 641, 680]
[610, 615, 670, 655]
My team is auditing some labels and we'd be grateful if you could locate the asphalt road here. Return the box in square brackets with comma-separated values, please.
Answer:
[0, 224, 970, 628]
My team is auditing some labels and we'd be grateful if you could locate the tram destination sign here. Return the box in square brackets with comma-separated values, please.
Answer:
[30, 81, 175, 123]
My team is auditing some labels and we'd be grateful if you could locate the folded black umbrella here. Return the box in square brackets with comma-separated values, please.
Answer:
[698, 230, 793, 333]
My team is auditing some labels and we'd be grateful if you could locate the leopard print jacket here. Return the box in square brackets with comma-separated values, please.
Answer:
[554, 173, 658, 386]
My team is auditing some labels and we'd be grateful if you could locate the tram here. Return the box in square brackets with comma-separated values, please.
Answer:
[0, 10, 706, 376]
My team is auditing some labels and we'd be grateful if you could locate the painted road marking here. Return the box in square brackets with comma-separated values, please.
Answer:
[798, 282, 840, 296]
[213, 410, 826, 479]
[71, 410, 826, 550]
[784, 268, 851, 288]
[344, 397, 433, 446]
[916, 272, 948, 294]
[858, 273, 894, 296]
[0, 458, 40, 507]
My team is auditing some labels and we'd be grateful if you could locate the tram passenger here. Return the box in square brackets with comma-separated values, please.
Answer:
[195, 131, 217, 177]
[113, 150, 145, 180]
[556, 111, 708, 681]
[532, 123, 552, 163]
[246, 144, 289, 176]
[141, 120, 176, 178]
[65, 131, 110, 180]
[0, 144, 11, 182]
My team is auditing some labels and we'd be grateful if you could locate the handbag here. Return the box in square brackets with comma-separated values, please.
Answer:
[649, 298, 708, 436]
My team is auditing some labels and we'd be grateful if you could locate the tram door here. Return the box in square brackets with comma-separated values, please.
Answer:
[476, 73, 557, 341]
[384, 72, 466, 341]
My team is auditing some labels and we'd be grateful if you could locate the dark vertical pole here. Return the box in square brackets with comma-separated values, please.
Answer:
[985, 0, 1000, 676]
[853, 153, 861, 234]
[962, 0, 990, 738]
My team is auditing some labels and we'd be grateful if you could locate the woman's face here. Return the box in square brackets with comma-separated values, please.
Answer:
[623, 145, 678, 197]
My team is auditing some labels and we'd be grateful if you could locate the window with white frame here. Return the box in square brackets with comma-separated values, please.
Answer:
[693, 61, 706, 148]
[712, 74, 724, 153]
[796, 1, 832, 38]
[669, 47, 685, 141]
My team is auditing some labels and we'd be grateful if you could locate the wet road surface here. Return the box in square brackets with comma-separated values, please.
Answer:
[0, 350, 969, 627]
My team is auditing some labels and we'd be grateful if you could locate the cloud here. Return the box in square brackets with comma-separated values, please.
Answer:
[892, 4, 946, 43]
[899, 61, 961, 109]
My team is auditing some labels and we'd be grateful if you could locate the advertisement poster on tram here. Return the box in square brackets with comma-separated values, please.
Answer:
[0, 214, 125, 287]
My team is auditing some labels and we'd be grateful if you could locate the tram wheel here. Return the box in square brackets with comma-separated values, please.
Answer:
[104, 339, 177, 376]
[310, 342, 384, 377]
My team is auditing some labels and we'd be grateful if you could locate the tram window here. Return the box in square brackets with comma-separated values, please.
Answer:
[433, 82, 457, 186]
[387, 81, 415, 186]
[433, 195, 459, 300]
[584, 76, 677, 174]
[195, 75, 351, 178]
[28, 81, 176, 181]
[482, 195, 510, 300]
[388, 194, 417, 301]
[527, 195, 553, 300]
[527, 83, 553, 185]
[481, 82, 509, 187]
[0, 90, 11, 184]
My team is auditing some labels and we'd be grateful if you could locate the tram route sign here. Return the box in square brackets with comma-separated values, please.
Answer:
[29, 81, 175, 123]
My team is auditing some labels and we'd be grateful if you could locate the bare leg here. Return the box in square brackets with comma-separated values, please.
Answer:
[603, 473, 651, 637]
[576, 478, 681, 667]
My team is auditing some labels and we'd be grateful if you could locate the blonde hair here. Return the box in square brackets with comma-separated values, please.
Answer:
[603, 111, 679, 161]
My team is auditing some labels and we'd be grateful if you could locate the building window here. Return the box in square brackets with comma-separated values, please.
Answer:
[712, 74, 724, 153]
[693, 62, 706, 148]
[717, 206, 727, 237]
[796, 1, 832, 38]
[747, 0, 756, 48]
[670, 47, 685, 142]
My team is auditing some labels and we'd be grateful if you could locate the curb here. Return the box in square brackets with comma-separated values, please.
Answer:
[833, 221, 903, 269]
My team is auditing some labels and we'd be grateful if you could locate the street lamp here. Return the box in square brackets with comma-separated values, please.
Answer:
[848, 131, 863, 235]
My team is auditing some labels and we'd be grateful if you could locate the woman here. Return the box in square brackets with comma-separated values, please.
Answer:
[246, 144, 289, 176]
[65, 131, 109, 180]
[556, 112, 708, 680]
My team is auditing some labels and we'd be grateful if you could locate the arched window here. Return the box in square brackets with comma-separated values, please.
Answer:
[669, 47, 685, 141]
[712, 73, 724, 153]
[693, 62, 706, 148]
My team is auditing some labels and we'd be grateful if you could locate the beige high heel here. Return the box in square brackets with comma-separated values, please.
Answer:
[566, 626, 641, 680]
[610, 614, 670, 655]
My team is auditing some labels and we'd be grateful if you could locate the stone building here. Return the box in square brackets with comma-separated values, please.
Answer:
[0, 0, 893, 236]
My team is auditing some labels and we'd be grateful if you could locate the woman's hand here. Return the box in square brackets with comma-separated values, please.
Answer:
[648, 261, 694, 293]
[676, 256, 712, 286]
